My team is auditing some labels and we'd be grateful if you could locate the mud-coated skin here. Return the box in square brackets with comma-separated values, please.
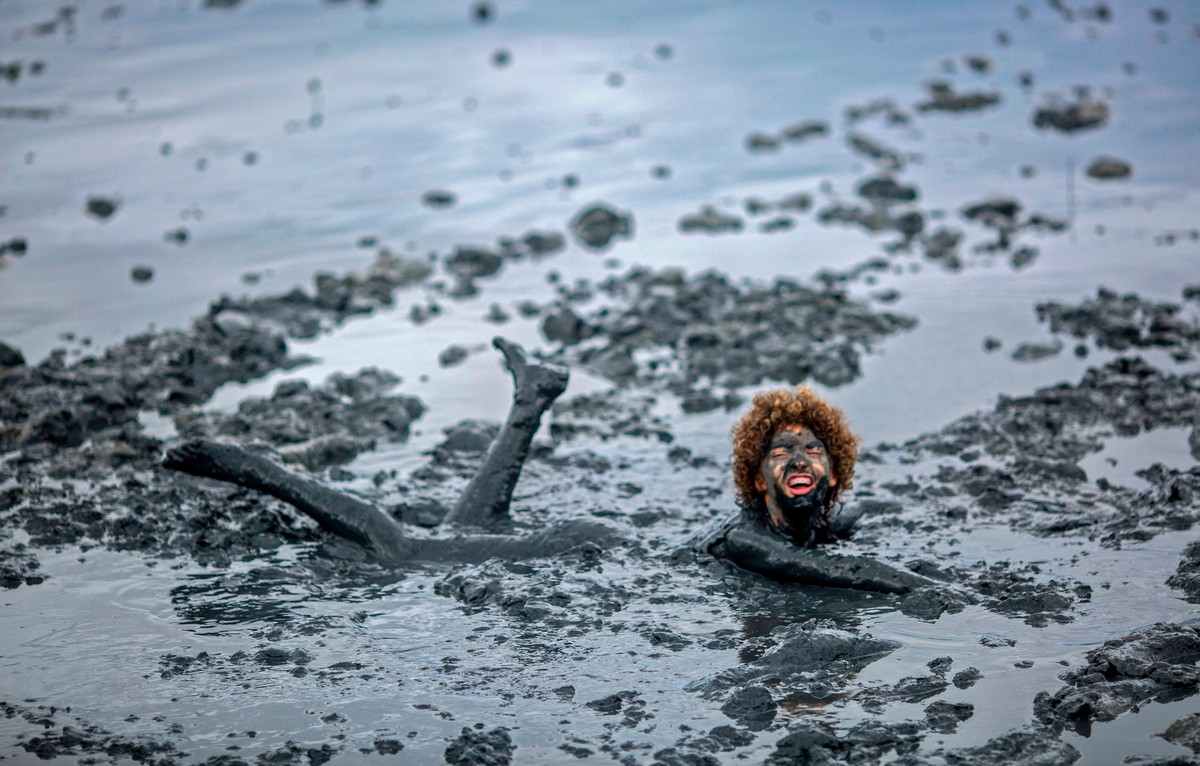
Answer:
[441, 337, 569, 527]
[163, 438, 420, 560]
[421, 519, 625, 564]
[163, 440, 621, 565]
[163, 337, 605, 565]
[706, 512, 934, 594]
[757, 425, 837, 544]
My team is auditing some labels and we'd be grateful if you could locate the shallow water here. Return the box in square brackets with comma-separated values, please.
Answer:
[3, 0, 1200, 763]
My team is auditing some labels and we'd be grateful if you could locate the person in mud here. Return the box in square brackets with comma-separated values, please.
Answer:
[163, 337, 620, 565]
[705, 386, 934, 594]
[731, 386, 859, 547]
[167, 349, 937, 593]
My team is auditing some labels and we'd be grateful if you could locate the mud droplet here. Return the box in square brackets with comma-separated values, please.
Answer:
[86, 196, 119, 220]
[470, 2, 493, 24]
[130, 265, 154, 283]
[1085, 156, 1132, 180]
[422, 190, 456, 209]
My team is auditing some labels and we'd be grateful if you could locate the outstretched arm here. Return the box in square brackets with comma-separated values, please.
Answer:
[710, 517, 935, 594]
[163, 439, 417, 561]
[441, 337, 569, 527]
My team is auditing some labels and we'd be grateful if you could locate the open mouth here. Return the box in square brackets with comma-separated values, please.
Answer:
[785, 472, 815, 495]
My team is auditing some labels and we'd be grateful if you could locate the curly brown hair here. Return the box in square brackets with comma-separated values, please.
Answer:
[730, 386, 858, 513]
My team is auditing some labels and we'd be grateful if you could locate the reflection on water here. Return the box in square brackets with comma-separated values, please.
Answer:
[2, 0, 1200, 762]
[1077, 425, 1196, 490]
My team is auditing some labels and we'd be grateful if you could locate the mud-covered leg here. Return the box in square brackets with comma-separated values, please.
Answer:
[421, 520, 625, 564]
[163, 439, 416, 560]
[442, 337, 569, 527]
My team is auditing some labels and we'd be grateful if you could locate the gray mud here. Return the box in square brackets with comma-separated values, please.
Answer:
[2, 1, 1199, 764]
[541, 267, 917, 400]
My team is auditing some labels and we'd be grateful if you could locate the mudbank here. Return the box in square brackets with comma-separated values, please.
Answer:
[540, 267, 917, 401]
[859, 355, 1200, 548]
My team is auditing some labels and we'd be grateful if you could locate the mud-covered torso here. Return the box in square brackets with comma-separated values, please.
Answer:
[704, 511, 831, 567]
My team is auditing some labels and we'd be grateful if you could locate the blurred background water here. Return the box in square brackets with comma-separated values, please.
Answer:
[2, 0, 1199, 762]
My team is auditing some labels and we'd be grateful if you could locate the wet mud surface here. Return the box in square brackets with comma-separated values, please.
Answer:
[2, 1, 1200, 764]
[3, 258, 1199, 762]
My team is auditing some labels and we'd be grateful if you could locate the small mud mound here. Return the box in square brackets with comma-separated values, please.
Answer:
[915, 80, 1002, 114]
[445, 726, 514, 766]
[1036, 289, 1200, 361]
[1035, 622, 1200, 736]
[960, 195, 1067, 253]
[1086, 156, 1132, 180]
[1167, 541, 1200, 603]
[1033, 91, 1109, 133]
[688, 621, 901, 699]
[569, 203, 632, 250]
[176, 368, 426, 471]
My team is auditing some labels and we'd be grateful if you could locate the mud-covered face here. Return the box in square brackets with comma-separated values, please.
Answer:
[755, 424, 838, 529]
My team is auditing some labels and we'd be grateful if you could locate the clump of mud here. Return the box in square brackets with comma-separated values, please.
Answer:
[1167, 542, 1200, 603]
[1035, 623, 1200, 736]
[176, 369, 426, 471]
[861, 356, 1200, 548]
[568, 203, 633, 250]
[915, 80, 1001, 114]
[1033, 90, 1109, 133]
[960, 195, 1067, 253]
[1086, 156, 1133, 180]
[1035, 288, 1200, 361]
[539, 267, 917, 404]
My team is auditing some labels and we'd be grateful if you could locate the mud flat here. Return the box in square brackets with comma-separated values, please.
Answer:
[3, 262, 1200, 762]
[3, 0, 1200, 763]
